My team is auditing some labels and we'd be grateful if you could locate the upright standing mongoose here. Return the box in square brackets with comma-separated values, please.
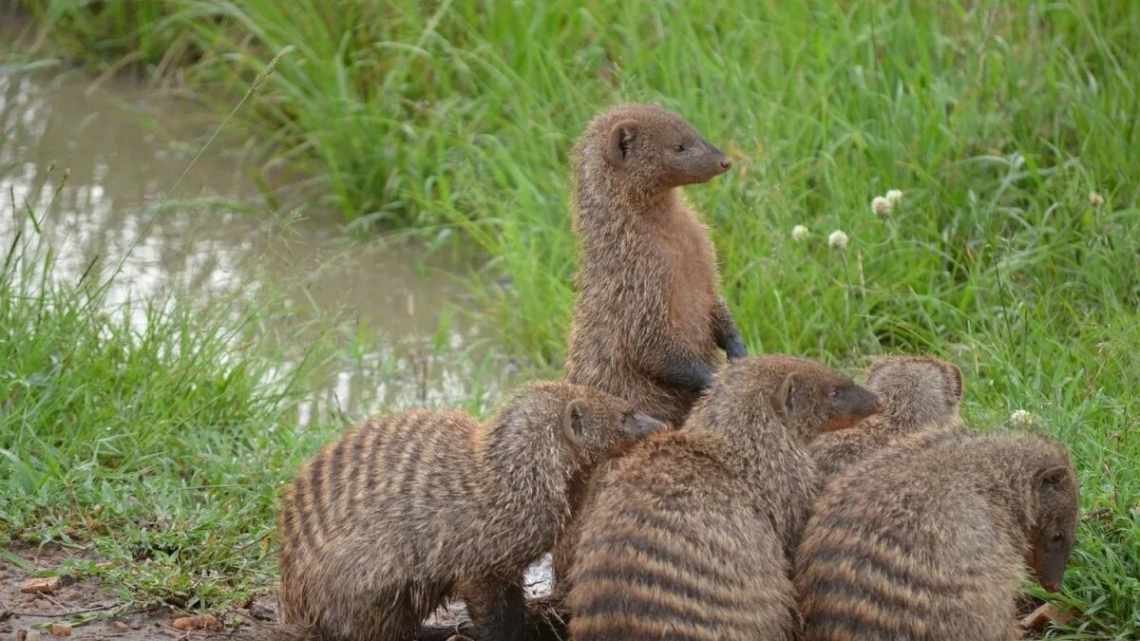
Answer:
[564, 102, 744, 426]
[277, 382, 667, 641]
[811, 355, 964, 477]
[554, 102, 745, 596]
[795, 432, 1079, 641]
[566, 356, 882, 641]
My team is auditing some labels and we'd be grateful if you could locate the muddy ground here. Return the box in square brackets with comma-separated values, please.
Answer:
[0, 545, 541, 641]
[1, 544, 284, 640]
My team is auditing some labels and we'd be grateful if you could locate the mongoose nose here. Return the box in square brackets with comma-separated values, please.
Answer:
[628, 413, 669, 436]
[719, 158, 732, 171]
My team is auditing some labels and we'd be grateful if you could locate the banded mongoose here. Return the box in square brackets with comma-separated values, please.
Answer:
[566, 355, 882, 641]
[555, 102, 745, 597]
[811, 355, 965, 477]
[565, 102, 744, 427]
[277, 382, 667, 641]
[795, 432, 1079, 641]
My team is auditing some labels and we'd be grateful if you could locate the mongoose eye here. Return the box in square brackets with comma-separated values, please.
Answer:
[1051, 532, 1064, 543]
[674, 144, 686, 152]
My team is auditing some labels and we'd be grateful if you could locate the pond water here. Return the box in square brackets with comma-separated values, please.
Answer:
[0, 67, 516, 425]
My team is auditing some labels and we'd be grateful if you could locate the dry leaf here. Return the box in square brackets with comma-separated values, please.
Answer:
[110, 620, 130, 631]
[49, 623, 72, 637]
[20, 576, 61, 594]
[172, 614, 220, 631]
[1021, 603, 1074, 630]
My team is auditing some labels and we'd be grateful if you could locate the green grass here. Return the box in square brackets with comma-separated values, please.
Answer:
[6, 0, 1140, 637]
[0, 197, 312, 607]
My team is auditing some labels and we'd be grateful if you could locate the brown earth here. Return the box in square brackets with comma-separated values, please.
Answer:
[0, 544, 507, 641]
[1, 544, 283, 641]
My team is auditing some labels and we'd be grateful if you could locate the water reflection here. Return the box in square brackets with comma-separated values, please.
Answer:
[0, 69, 510, 425]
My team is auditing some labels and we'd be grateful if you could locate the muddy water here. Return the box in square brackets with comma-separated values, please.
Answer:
[0, 68, 513, 424]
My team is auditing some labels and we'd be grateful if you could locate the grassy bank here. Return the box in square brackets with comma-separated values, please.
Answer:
[6, 0, 1140, 637]
[0, 200, 314, 607]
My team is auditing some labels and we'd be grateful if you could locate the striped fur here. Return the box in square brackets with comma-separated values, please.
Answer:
[567, 356, 882, 641]
[796, 432, 1079, 641]
[811, 355, 965, 478]
[553, 103, 744, 601]
[277, 382, 664, 641]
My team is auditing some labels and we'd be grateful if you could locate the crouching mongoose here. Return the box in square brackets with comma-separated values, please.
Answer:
[796, 431, 1079, 641]
[277, 382, 667, 641]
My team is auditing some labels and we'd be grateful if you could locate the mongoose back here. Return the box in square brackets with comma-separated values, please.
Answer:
[277, 382, 667, 641]
[796, 432, 1079, 641]
[811, 355, 965, 477]
[555, 103, 746, 597]
[566, 356, 882, 641]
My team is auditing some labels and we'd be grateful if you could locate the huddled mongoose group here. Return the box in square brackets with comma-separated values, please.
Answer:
[276, 103, 1082, 641]
[567, 356, 880, 641]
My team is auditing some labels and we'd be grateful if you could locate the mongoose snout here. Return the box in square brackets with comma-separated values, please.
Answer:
[673, 136, 731, 184]
[621, 411, 670, 438]
[822, 384, 882, 431]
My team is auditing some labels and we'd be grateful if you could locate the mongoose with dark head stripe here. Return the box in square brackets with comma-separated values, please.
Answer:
[811, 355, 965, 477]
[277, 382, 667, 641]
[795, 432, 1079, 641]
[554, 102, 745, 599]
[566, 355, 882, 641]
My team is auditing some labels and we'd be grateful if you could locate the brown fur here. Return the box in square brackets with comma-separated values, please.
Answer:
[555, 103, 743, 598]
[566, 356, 881, 641]
[811, 355, 965, 477]
[795, 432, 1080, 641]
[564, 102, 742, 428]
[277, 382, 666, 641]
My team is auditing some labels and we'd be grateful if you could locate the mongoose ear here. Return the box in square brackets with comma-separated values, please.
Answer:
[603, 120, 640, 167]
[561, 399, 588, 448]
[1036, 465, 1069, 490]
[777, 373, 804, 418]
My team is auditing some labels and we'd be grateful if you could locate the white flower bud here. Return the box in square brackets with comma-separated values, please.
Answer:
[828, 230, 849, 250]
[871, 196, 892, 217]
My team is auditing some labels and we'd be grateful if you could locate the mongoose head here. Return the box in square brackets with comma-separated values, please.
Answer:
[1025, 454, 1079, 592]
[865, 355, 964, 429]
[771, 357, 884, 437]
[585, 103, 731, 192]
[559, 386, 670, 460]
[702, 356, 882, 441]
